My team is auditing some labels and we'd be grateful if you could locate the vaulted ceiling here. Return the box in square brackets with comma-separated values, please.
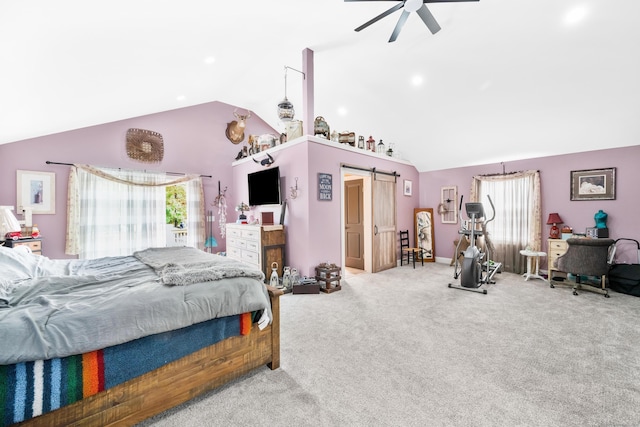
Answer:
[1, 1, 638, 171]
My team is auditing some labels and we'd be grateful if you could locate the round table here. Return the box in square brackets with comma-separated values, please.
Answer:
[519, 249, 547, 281]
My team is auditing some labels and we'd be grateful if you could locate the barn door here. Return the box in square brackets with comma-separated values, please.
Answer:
[372, 172, 397, 272]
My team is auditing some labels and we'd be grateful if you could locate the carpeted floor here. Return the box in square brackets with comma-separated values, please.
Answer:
[137, 263, 640, 426]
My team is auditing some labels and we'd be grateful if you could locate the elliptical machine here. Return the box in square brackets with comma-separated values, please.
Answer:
[448, 195, 501, 294]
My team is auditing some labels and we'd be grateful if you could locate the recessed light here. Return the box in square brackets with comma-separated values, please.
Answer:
[204, 56, 216, 64]
[176, 95, 186, 101]
[411, 75, 424, 86]
[564, 6, 588, 25]
[337, 106, 348, 116]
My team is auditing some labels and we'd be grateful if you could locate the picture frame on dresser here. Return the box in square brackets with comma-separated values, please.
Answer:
[17, 170, 56, 214]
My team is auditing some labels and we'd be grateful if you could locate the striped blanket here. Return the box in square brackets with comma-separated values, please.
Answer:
[0, 312, 254, 426]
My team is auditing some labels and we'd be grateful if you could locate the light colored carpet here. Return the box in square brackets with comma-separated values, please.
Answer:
[137, 263, 640, 426]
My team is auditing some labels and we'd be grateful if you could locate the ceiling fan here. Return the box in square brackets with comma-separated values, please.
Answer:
[346, 0, 479, 42]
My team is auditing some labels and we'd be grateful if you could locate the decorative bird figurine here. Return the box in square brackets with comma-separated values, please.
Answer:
[253, 153, 275, 167]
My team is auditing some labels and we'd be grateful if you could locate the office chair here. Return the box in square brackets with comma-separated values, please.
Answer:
[553, 237, 615, 297]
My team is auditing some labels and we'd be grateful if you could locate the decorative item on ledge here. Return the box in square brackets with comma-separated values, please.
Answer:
[376, 139, 385, 154]
[315, 263, 342, 293]
[366, 135, 376, 152]
[547, 213, 563, 239]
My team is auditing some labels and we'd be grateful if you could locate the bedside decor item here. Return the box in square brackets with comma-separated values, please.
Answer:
[318, 173, 333, 201]
[0, 206, 22, 240]
[270, 262, 281, 288]
[225, 109, 251, 144]
[403, 180, 412, 196]
[570, 167, 616, 201]
[547, 213, 563, 239]
[316, 263, 341, 293]
[126, 128, 164, 163]
[17, 170, 56, 214]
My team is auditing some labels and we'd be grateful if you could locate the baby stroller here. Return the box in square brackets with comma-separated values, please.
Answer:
[608, 238, 640, 296]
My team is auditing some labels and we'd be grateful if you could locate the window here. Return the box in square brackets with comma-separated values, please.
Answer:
[66, 165, 204, 259]
[472, 171, 541, 274]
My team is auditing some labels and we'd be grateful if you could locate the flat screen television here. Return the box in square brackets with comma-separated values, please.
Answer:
[248, 166, 281, 206]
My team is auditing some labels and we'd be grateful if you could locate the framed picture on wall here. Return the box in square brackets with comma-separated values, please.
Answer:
[17, 170, 56, 214]
[414, 208, 435, 262]
[403, 180, 412, 196]
[570, 167, 616, 201]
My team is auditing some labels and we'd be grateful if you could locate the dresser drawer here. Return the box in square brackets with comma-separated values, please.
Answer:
[549, 240, 567, 251]
[241, 229, 259, 240]
[227, 246, 241, 259]
[246, 241, 259, 252]
[227, 227, 242, 238]
[241, 250, 259, 264]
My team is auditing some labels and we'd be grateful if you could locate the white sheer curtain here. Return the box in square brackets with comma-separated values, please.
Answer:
[471, 170, 541, 274]
[185, 177, 205, 249]
[66, 165, 204, 259]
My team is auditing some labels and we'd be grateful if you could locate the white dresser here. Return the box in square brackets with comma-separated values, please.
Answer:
[225, 224, 286, 281]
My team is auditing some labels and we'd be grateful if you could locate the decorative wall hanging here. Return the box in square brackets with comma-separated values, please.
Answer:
[225, 109, 251, 144]
[403, 179, 412, 196]
[570, 167, 616, 201]
[126, 128, 164, 163]
[318, 173, 332, 201]
[439, 186, 457, 224]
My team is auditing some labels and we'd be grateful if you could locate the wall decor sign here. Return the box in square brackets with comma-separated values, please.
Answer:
[318, 173, 333, 201]
[403, 179, 412, 196]
[17, 170, 56, 214]
[570, 167, 616, 201]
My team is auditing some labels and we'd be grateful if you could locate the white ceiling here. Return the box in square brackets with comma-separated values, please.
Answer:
[1, 0, 639, 172]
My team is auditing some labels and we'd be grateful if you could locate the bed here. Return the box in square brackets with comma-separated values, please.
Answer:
[0, 245, 282, 426]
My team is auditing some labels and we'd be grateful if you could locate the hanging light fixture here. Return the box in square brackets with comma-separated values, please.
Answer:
[277, 66, 305, 122]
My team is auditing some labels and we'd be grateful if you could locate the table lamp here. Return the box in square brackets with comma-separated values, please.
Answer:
[0, 206, 22, 239]
[547, 213, 563, 239]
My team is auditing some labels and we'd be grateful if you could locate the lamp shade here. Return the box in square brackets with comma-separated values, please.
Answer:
[546, 213, 563, 225]
[546, 212, 563, 239]
[0, 206, 21, 238]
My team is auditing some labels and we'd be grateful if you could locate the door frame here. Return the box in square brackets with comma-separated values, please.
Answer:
[341, 170, 373, 273]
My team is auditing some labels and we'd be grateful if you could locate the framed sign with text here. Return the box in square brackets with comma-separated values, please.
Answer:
[318, 173, 332, 201]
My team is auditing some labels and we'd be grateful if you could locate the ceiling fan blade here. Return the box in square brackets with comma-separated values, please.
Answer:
[389, 10, 411, 43]
[416, 4, 441, 34]
[354, 2, 404, 32]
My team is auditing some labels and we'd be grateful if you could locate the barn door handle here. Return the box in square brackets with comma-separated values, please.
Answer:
[374, 225, 378, 235]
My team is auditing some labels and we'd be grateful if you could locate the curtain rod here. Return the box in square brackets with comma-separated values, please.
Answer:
[340, 163, 400, 178]
[45, 161, 212, 178]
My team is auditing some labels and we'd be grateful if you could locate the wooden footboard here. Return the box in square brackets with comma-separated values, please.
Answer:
[18, 286, 283, 427]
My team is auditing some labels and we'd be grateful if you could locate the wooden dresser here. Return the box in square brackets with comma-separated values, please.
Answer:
[225, 224, 285, 282]
[547, 238, 568, 280]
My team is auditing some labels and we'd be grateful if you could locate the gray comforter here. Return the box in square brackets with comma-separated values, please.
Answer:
[0, 247, 270, 365]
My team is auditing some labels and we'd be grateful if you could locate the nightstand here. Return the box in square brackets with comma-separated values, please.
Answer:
[1, 237, 43, 255]
[547, 238, 567, 281]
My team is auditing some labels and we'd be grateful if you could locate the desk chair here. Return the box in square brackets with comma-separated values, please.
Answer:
[552, 237, 615, 297]
[400, 230, 424, 268]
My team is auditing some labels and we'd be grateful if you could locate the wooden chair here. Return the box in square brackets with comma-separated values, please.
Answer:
[400, 230, 424, 268]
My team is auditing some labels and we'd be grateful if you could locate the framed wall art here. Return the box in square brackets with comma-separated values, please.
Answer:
[318, 173, 332, 201]
[414, 208, 435, 262]
[570, 167, 616, 201]
[17, 170, 56, 214]
[403, 180, 412, 196]
[439, 186, 458, 224]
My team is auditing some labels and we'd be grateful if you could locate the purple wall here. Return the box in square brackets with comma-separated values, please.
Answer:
[420, 145, 640, 267]
[233, 137, 420, 277]
[0, 101, 277, 258]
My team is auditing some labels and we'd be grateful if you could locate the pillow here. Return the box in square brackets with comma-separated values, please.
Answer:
[0, 246, 41, 282]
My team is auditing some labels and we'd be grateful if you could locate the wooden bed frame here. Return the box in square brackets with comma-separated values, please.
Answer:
[18, 286, 283, 427]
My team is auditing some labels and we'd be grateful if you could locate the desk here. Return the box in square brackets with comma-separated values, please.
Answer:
[520, 249, 546, 281]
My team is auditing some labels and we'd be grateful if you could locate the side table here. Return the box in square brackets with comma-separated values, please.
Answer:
[519, 249, 546, 281]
